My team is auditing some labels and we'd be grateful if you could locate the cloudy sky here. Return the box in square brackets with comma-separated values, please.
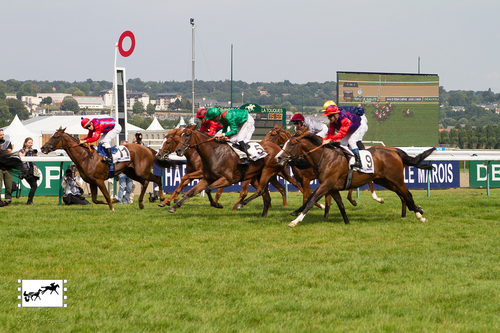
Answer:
[2, 0, 499, 92]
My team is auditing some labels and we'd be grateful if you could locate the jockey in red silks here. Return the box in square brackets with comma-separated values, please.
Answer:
[322, 100, 368, 169]
[80, 117, 122, 163]
[196, 108, 222, 135]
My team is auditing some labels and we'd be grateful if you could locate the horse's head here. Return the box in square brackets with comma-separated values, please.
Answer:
[264, 125, 291, 146]
[41, 127, 67, 154]
[156, 129, 182, 161]
[175, 124, 198, 156]
[276, 132, 305, 166]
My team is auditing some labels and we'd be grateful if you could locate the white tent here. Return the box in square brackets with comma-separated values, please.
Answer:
[146, 117, 164, 131]
[2, 115, 39, 151]
[175, 116, 186, 129]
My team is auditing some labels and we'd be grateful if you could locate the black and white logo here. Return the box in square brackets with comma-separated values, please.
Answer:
[18, 279, 67, 307]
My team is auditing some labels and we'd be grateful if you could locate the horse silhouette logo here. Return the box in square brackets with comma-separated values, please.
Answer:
[23, 289, 43, 302]
[18, 279, 67, 307]
[41, 282, 60, 295]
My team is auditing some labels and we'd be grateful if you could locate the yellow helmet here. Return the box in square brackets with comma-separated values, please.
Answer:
[323, 100, 336, 111]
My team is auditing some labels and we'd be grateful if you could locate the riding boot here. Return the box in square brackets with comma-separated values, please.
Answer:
[238, 141, 251, 165]
[103, 148, 113, 164]
[351, 149, 362, 169]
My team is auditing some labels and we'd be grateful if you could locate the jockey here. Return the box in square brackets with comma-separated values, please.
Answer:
[322, 100, 368, 169]
[290, 113, 328, 138]
[196, 108, 222, 135]
[80, 117, 122, 163]
[205, 107, 255, 165]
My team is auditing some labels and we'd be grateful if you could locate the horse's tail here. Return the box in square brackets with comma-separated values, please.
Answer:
[395, 147, 435, 170]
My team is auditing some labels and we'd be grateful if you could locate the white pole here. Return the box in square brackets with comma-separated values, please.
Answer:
[112, 43, 118, 116]
[191, 18, 195, 122]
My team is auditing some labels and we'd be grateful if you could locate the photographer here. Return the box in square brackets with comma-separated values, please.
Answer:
[18, 137, 40, 205]
[62, 169, 89, 205]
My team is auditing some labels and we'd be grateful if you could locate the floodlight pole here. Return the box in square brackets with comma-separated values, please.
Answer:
[191, 18, 195, 122]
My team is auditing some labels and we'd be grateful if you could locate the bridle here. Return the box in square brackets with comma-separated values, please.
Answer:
[177, 128, 217, 151]
[280, 135, 326, 167]
[44, 131, 90, 152]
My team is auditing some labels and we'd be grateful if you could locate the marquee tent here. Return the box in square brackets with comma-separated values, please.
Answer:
[1, 115, 39, 151]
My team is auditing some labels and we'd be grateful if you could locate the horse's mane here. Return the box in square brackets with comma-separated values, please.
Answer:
[295, 132, 323, 147]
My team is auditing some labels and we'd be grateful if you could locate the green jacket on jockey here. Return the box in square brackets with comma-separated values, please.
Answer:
[206, 107, 249, 138]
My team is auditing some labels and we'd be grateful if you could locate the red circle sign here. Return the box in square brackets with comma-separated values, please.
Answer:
[118, 31, 135, 57]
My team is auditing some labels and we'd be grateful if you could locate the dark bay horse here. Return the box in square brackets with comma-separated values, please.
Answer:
[276, 131, 435, 227]
[265, 125, 384, 208]
[41, 127, 164, 210]
[156, 126, 296, 209]
[169, 127, 301, 217]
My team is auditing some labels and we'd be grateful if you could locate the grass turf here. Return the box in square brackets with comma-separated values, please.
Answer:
[2, 189, 500, 332]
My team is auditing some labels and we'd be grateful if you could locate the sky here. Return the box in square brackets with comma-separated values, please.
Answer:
[2, 0, 499, 93]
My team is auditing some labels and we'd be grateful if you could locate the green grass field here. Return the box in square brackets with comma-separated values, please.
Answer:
[2, 189, 500, 332]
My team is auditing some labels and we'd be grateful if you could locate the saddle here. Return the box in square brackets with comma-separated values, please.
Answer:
[229, 142, 267, 162]
[325, 143, 374, 174]
[96, 145, 131, 163]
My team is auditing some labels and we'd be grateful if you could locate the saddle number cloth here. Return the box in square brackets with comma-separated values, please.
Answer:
[348, 150, 375, 174]
[97, 145, 131, 163]
[230, 142, 268, 161]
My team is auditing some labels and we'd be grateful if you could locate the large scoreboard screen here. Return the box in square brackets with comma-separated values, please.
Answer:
[337, 71, 439, 147]
[240, 103, 286, 141]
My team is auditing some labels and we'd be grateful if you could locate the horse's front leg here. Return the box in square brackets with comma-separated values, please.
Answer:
[205, 188, 223, 209]
[95, 179, 114, 210]
[89, 182, 109, 206]
[288, 182, 332, 227]
[168, 178, 212, 213]
[347, 189, 357, 206]
[231, 180, 251, 210]
[159, 170, 202, 207]
[330, 190, 349, 225]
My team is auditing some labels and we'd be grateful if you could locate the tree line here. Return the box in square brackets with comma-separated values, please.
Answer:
[2, 78, 500, 140]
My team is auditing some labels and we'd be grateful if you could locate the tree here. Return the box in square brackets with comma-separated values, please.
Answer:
[146, 103, 156, 115]
[6, 98, 30, 120]
[60, 96, 80, 112]
[42, 84, 53, 93]
[133, 101, 145, 114]
[41, 96, 53, 105]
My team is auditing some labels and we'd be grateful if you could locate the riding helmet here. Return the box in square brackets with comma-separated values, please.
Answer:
[290, 113, 305, 123]
[206, 107, 221, 120]
[196, 108, 208, 118]
[322, 100, 339, 116]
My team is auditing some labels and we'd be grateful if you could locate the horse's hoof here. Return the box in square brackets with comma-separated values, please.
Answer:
[139, 203, 144, 210]
[351, 201, 358, 207]
[235, 203, 243, 210]
[288, 222, 297, 228]
[379, 198, 384, 204]
[158, 202, 165, 207]
[290, 211, 298, 217]
[168, 207, 176, 213]
[213, 203, 223, 209]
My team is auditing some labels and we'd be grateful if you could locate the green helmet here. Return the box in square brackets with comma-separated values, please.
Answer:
[206, 107, 221, 120]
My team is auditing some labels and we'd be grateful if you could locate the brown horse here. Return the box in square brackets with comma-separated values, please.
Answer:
[276, 131, 435, 227]
[266, 125, 384, 208]
[168, 127, 301, 217]
[41, 127, 164, 210]
[156, 126, 296, 209]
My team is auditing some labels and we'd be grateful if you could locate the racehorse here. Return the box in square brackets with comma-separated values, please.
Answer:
[276, 131, 435, 227]
[169, 127, 302, 217]
[265, 125, 384, 209]
[41, 127, 164, 210]
[156, 126, 295, 209]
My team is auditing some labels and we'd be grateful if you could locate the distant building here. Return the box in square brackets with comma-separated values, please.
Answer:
[73, 96, 105, 110]
[451, 106, 465, 112]
[99, 89, 113, 107]
[156, 93, 181, 110]
[37, 93, 71, 104]
[126, 92, 149, 110]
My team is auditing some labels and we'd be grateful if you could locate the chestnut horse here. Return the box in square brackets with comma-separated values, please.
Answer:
[265, 125, 384, 208]
[156, 126, 297, 209]
[168, 127, 301, 217]
[41, 127, 164, 210]
[276, 131, 435, 227]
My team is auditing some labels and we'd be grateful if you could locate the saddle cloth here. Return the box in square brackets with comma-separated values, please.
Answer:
[340, 146, 374, 174]
[97, 145, 131, 163]
[230, 142, 268, 162]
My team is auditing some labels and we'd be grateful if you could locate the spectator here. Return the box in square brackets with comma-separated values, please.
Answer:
[117, 140, 133, 204]
[0, 129, 13, 206]
[62, 169, 90, 205]
[18, 137, 40, 205]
